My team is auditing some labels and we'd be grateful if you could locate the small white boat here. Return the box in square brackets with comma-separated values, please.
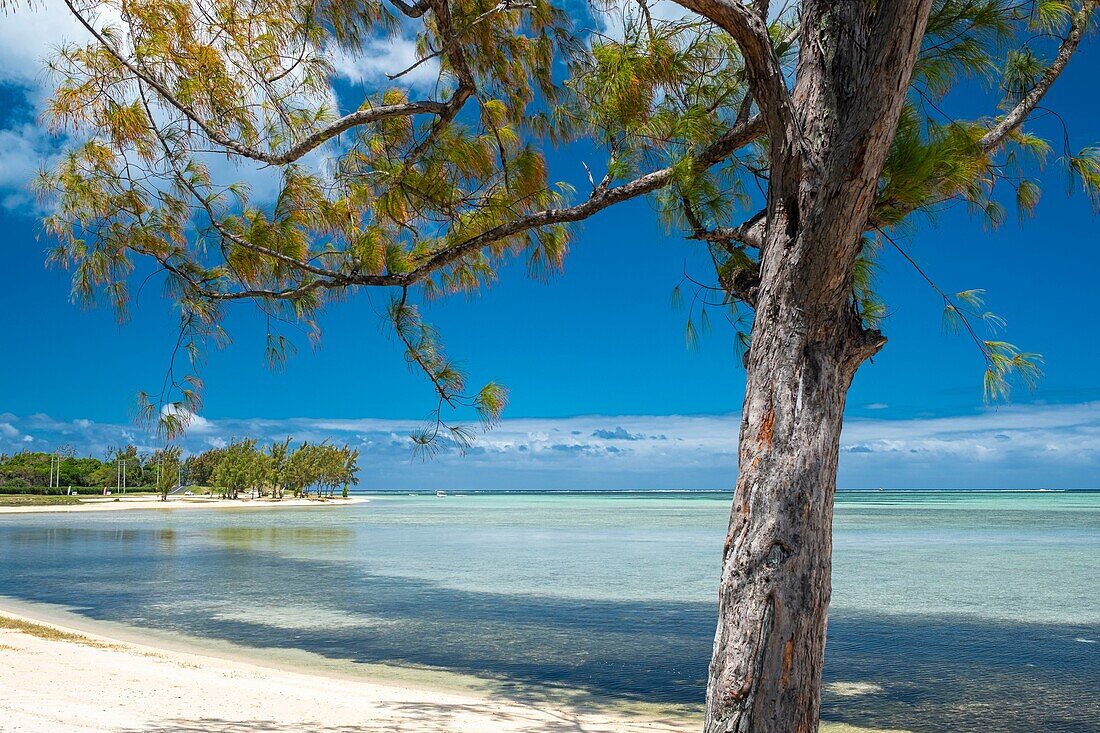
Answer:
[435, 490, 447, 497]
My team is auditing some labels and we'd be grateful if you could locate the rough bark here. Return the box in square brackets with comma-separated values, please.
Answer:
[700, 2, 934, 731]
[703, 263, 884, 733]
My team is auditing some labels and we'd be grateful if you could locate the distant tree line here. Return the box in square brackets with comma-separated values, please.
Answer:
[194, 438, 360, 500]
[0, 438, 360, 500]
[0, 445, 162, 491]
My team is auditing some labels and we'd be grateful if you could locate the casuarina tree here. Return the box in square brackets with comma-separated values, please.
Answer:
[13, 0, 1098, 729]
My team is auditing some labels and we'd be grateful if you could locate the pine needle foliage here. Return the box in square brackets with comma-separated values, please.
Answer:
[23, 0, 1099, 444]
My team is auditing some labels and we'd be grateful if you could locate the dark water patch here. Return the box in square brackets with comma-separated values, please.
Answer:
[824, 612, 1100, 733]
[0, 523, 1097, 733]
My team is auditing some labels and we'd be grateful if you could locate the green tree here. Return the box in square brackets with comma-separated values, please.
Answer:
[0, 453, 32, 486]
[285, 441, 334, 498]
[0, 450, 105, 489]
[340, 446, 361, 498]
[283, 441, 315, 498]
[106, 445, 145, 492]
[315, 444, 339, 498]
[311, 442, 360, 498]
[24, 0, 1100, 729]
[211, 438, 268, 499]
[184, 447, 226, 487]
[267, 437, 294, 499]
[61, 457, 105, 487]
[148, 445, 184, 500]
[85, 460, 118, 490]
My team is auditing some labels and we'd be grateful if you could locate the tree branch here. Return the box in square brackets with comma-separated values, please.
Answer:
[672, 0, 800, 148]
[273, 100, 458, 163]
[385, 114, 767, 287]
[388, 0, 431, 17]
[979, 1, 1097, 152]
[687, 209, 766, 249]
[62, 0, 465, 166]
[184, 115, 767, 300]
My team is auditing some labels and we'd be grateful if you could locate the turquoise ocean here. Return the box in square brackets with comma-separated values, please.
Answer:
[0, 490, 1097, 732]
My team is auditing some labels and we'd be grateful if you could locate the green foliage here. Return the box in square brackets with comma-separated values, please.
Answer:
[266, 437, 294, 499]
[915, 0, 1013, 98]
[184, 447, 225, 486]
[0, 438, 360, 498]
[0, 485, 124, 496]
[35, 0, 578, 448]
[25, 0, 1099, 435]
[864, 0, 1100, 397]
[473, 382, 509, 429]
[875, 106, 993, 228]
[283, 441, 360, 497]
[211, 438, 269, 499]
[853, 238, 886, 328]
[937, 288, 1041, 401]
[1032, 0, 1076, 31]
[983, 342, 1044, 401]
[0, 444, 184, 492]
[148, 445, 184, 499]
[1067, 147, 1100, 209]
[0, 450, 104, 488]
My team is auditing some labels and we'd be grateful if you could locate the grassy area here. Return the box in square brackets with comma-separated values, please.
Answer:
[0, 615, 118, 649]
[0, 495, 83, 507]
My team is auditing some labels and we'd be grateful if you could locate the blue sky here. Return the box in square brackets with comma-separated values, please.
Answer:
[0, 3, 1097, 489]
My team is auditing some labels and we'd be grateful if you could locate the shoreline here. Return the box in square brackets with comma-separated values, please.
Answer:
[0, 597, 907, 733]
[0, 597, 698, 733]
[0, 495, 369, 515]
[0, 595, 570, 700]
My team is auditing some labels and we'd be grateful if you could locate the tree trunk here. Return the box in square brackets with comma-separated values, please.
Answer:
[698, 3, 933, 729]
[703, 275, 872, 733]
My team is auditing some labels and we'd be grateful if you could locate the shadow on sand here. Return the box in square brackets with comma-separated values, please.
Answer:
[119, 699, 690, 733]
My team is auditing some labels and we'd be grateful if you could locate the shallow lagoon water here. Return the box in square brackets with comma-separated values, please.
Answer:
[0, 490, 1097, 732]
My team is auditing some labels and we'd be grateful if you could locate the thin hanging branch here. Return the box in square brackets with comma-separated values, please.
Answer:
[877, 226, 1042, 401]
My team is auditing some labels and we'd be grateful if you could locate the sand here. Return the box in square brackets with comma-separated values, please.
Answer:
[0, 601, 909, 733]
[0, 496, 369, 515]
[0, 604, 695, 733]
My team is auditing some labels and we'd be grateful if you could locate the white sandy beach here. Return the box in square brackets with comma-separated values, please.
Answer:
[0, 603, 697, 733]
[0, 600, 907, 733]
[0, 496, 369, 515]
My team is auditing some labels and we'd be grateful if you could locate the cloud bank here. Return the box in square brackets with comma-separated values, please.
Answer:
[1, 402, 1097, 490]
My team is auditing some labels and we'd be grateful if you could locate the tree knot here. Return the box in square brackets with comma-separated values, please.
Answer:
[765, 542, 791, 568]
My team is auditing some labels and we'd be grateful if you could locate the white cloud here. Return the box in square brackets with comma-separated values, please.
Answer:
[0, 123, 64, 209]
[329, 37, 441, 89]
[0, 125, 46, 186]
[1, 402, 1097, 490]
[0, 4, 85, 89]
[0, 3, 93, 209]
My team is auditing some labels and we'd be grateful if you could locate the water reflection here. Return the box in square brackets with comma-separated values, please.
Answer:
[0, 493, 1097, 733]
[206, 526, 354, 549]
